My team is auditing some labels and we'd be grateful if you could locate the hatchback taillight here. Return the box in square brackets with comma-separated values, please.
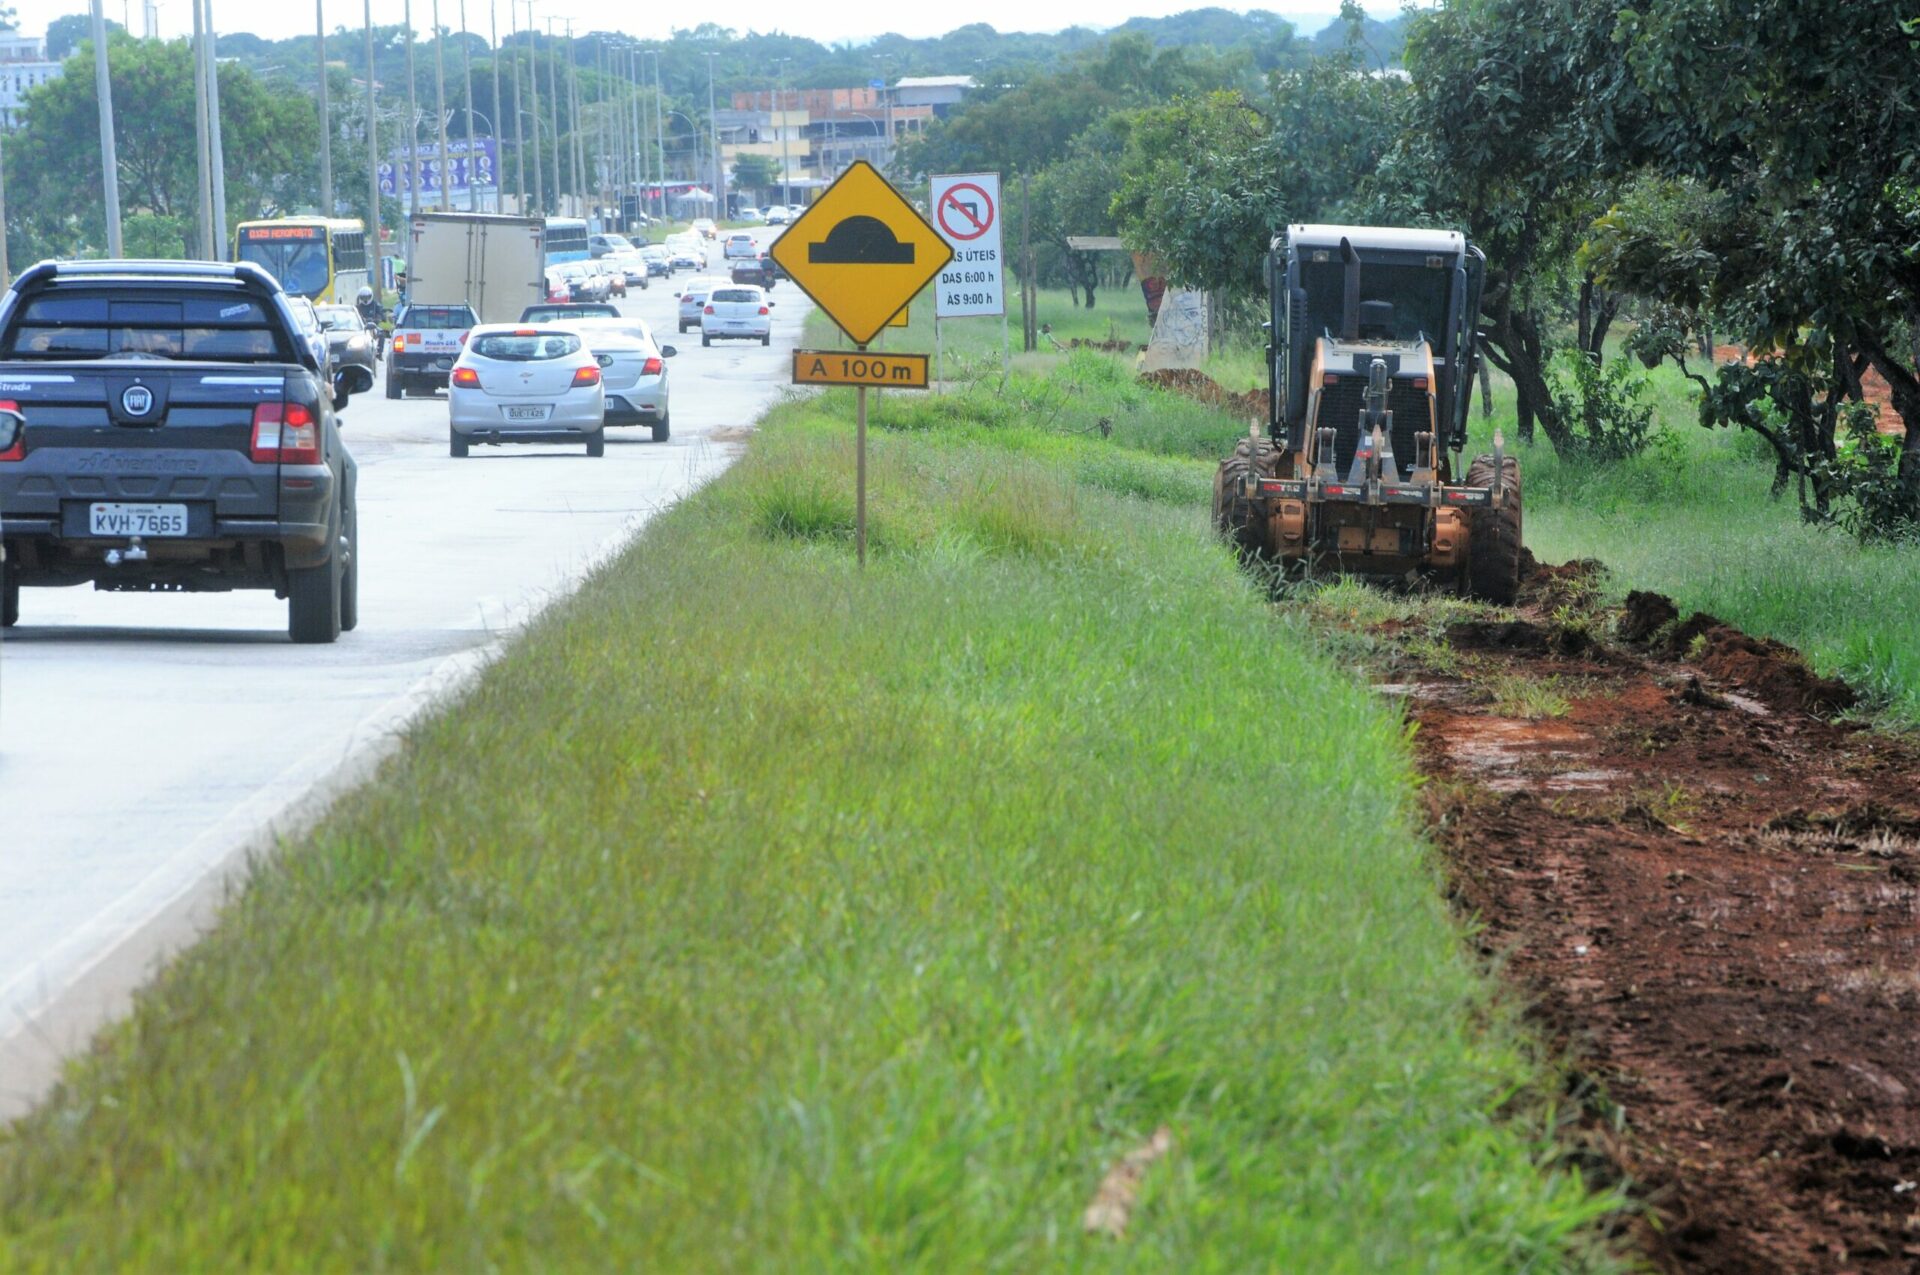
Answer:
[704, 305, 715, 314]
[0, 399, 23, 462]
[758, 306, 769, 315]
[251, 402, 320, 465]
[572, 365, 602, 387]
[641, 357, 663, 376]
[451, 367, 481, 388]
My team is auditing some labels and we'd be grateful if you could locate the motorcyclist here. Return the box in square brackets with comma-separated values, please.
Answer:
[354, 286, 382, 328]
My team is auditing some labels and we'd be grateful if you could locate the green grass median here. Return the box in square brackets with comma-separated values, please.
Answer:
[0, 347, 1617, 1270]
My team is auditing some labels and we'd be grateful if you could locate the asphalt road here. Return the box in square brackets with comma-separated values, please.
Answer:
[0, 231, 810, 1113]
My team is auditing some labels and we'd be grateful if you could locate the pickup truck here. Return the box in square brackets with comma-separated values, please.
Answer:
[385, 301, 478, 398]
[0, 259, 368, 643]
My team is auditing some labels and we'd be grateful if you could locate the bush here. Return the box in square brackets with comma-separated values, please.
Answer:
[1548, 350, 1657, 460]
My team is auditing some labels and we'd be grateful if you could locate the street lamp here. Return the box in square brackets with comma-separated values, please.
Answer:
[773, 56, 791, 210]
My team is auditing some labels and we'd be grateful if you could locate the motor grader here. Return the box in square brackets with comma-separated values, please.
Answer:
[1212, 224, 1522, 602]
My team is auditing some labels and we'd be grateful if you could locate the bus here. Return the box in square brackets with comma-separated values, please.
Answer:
[542, 217, 590, 268]
[232, 217, 371, 305]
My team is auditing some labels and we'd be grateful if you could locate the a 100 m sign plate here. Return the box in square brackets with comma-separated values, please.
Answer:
[792, 350, 930, 389]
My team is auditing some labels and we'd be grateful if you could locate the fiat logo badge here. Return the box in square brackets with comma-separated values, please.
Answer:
[122, 385, 154, 416]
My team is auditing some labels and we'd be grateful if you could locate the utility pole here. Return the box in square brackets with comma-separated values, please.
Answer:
[404, 0, 418, 290]
[204, 0, 227, 243]
[488, 0, 500, 213]
[703, 50, 720, 219]
[565, 20, 582, 220]
[543, 16, 561, 215]
[91, 0, 123, 256]
[520, 2, 538, 213]
[364, 0, 378, 277]
[649, 50, 663, 221]
[316, 0, 332, 216]
[192, 0, 213, 257]
[432, 0, 449, 212]
[459, 0, 474, 211]
[776, 57, 790, 210]
[0, 131, 11, 285]
[628, 47, 643, 224]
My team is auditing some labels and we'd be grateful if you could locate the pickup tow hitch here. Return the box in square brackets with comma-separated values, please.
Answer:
[104, 536, 149, 566]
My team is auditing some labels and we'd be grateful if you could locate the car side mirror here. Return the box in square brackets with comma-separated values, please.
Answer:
[0, 406, 22, 452]
[333, 364, 372, 410]
[660, 345, 677, 358]
[766, 301, 776, 308]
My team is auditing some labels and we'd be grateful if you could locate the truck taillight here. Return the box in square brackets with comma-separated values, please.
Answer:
[390, 333, 407, 352]
[572, 365, 602, 387]
[641, 357, 662, 376]
[451, 367, 481, 388]
[251, 402, 320, 465]
[0, 399, 22, 461]
[1322, 373, 1339, 387]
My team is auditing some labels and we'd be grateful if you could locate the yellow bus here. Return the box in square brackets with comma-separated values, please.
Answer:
[232, 217, 371, 304]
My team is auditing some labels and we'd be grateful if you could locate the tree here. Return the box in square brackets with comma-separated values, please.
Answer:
[5, 35, 319, 258]
[1586, 0, 1920, 528]
[731, 153, 778, 194]
[44, 13, 112, 61]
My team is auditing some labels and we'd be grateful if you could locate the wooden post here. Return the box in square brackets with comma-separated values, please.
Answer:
[1020, 173, 1035, 353]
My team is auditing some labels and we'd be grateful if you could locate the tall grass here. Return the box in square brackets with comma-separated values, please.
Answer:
[0, 338, 1619, 1271]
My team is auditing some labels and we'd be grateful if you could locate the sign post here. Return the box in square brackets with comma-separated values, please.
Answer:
[770, 160, 952, 568]
[930, 172, 1006, 386]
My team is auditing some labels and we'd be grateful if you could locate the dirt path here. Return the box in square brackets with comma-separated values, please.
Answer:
[1357, 560, 1920, 1271]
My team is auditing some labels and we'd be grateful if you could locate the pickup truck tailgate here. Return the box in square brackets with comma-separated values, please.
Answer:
[0, 365, 285, 519]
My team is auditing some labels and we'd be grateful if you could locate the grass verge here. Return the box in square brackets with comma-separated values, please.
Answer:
[0, 333, 1617, 1270]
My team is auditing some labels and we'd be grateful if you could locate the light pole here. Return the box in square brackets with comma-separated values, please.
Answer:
[774, 56, 790, 210]
[702, 49, 722, 220]
[204, 0, 227, 242]
[432, 0, 449, 211]
[647, 50, 664, 221]
[364, 0, 378, 274]
[191, 0, 212, 257]
[91, 0, 122, 255]
[463, 108, 494, 209]
[403, 0, 418, 288]
[316, 0, 331, 215]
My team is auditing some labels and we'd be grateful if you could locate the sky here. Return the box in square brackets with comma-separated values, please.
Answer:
[10, 1, 1400, 52]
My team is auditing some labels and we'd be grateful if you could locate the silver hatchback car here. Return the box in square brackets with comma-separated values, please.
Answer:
[565, 318, 677, 443]
[675, 277, 726, 334]
[447, 325, 606, 457]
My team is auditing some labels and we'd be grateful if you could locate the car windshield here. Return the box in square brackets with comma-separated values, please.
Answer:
[598, 234, 634, 251]
[471, 332, 582, 361]
[572, 320, 652, 345]
[235, 238, 329, 298]
[712, 289, 758, 303]
[398, 305, 478, 329]
[314, 306, 360, 331]
[2, 290, 290, 360]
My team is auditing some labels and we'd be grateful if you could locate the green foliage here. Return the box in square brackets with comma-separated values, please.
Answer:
[730, 152, 779, 192]
[5, 35, 318, 257]
[1546, 351, 1658, 461]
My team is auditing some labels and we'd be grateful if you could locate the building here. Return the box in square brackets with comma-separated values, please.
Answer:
[889, 75, 976, 120]
[726, 85, 949, 194]
[0, 28, 62, 129]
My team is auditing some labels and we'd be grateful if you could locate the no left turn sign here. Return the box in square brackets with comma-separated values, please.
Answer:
[936, 181, 995, 241]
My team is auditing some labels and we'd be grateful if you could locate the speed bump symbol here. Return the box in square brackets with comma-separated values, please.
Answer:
[809, 215, 917, 265]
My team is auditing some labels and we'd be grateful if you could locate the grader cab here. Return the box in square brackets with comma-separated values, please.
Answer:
[1212, 224, 1522, 602]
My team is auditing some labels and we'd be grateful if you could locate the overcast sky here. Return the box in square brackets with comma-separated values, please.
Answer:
[11, 1, 1400, 53]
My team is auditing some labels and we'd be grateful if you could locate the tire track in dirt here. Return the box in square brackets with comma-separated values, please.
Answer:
[1358, 559, 1920, 1271]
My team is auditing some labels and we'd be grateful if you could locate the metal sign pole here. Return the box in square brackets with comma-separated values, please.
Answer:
[935, 316, 942, 391]
[856, 372, 868, 570]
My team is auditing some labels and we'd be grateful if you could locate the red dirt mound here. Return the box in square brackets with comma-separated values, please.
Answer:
[1139, 367, 1271, 422]
[1333, 560, 1920, 1272]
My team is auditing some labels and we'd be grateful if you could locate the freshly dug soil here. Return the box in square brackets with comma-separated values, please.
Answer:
[1359, 564, 1920, 1271]
[1139, 367, 1272, 423]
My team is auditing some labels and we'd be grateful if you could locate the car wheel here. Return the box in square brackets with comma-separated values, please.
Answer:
[2, 564, 19, 629]
[385, 368, 401, 399]
[287, 554, 342, 644]
[450, 430, 470, 458]
[651, 414, 670, 443]
[761, 333, 770, 346]
[338, 505, 359, 633]
[702, 334, 712, 347]
[586, 428, 606, 458]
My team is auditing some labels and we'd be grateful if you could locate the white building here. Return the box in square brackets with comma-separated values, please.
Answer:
[0, 28, 62, 129]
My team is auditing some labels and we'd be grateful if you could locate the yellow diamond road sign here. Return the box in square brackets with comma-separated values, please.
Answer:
[769, 160, 952, 346]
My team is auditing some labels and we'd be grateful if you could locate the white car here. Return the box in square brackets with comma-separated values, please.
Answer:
[765, 206, 790, 225]
[447, 324, 606, 458]
[700, 284, 774, 346]
[735, 207, 766, 224]
[563, 318, 677, 442]
[665, 234, 705, 271]
[691, 217, 718, 239]
[675, 277, 727, 333]
[610, 251, 651, 290]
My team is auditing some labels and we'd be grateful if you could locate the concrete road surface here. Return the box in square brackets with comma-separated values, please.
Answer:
[0, 231, 811, 1115]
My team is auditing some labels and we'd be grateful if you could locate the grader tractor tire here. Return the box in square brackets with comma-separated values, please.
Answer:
[1212, 436, 1280, 558]
[1464, 453, 1523, 604]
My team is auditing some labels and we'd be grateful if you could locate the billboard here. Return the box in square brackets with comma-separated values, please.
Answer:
[378, 138, 500, 198]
